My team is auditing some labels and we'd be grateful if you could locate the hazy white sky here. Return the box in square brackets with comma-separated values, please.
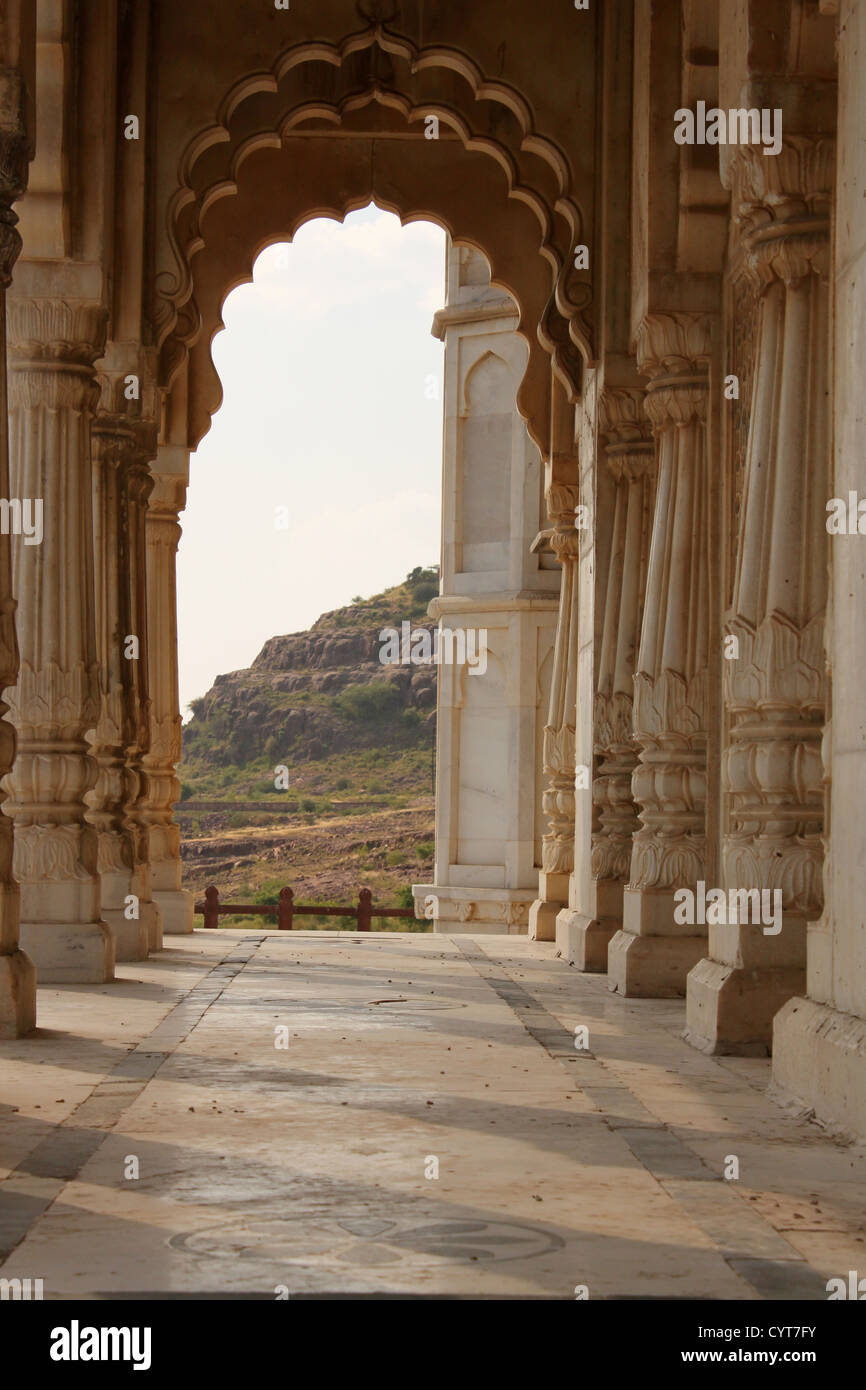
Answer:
[176, 206, 446, 715]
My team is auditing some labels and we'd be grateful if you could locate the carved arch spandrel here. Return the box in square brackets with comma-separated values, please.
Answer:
[161, 34, 586, 292]
[163, 134, 561, 454]
[153, 31, 597, 454]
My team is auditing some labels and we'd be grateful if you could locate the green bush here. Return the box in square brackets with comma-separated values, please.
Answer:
[387, 883, 428, 932]
[410, 581, 437, 606]
[180, 782, 195, 802]
[335, 681, 401, 722]
[252, 885, 278, 927]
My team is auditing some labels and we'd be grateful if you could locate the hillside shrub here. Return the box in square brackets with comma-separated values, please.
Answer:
[336, 681, 401, 722]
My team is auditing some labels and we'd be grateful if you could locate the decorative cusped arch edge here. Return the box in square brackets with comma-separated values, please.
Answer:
[153, 31, 597, 455]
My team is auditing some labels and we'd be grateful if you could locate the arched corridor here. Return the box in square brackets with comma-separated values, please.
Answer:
[1, 929, 861, 1300]
[0, 0, 865, 1321]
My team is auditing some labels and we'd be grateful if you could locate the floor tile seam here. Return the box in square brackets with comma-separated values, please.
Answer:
[0, 936, 268, 1264]
[455, 938, 823, 1300]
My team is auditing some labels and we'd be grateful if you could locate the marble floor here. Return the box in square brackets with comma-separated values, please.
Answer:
[0, 930, 863, 1299]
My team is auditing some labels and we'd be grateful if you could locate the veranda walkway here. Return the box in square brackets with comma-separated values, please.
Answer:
[0, 932, 863, 1299]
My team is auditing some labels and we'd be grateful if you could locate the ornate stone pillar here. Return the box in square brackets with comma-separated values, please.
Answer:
[607, 313, 713, 997]
[85, 418, 150, 960]
[773, 9, 864, 1134]
[587, 389, 655, 968]
[125, 450, 163, 952]
[0, 70, 36, 1033]
[529, 483, 579, 941]
[4, 295, 114, 982]
[142, 453, 193, 933]
[687, 139, 833, 1053]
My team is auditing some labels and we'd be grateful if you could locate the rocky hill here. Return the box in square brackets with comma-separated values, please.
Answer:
[181, 567, 439, 784]
[177, 569, 439, 916]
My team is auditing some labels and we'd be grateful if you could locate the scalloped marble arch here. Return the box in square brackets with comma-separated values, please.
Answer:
[154, 31, 595, 456]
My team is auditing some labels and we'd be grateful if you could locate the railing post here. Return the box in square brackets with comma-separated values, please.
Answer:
[357, 887, 372, 932]
[278, 886, 294, 931]
[203, 885, 220, 930]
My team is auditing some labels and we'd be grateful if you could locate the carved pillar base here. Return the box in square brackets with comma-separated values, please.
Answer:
[17, 921, 114, 983]
[153, 887, 194, 935]
[101, 884, 149, 962]
[686, 957, 807, 1056]
[529, 870, 569, 942]
[0, 948, 36, 1039]
[138, 891, 164, 951]
[415, 886, 535, 934]
[556, 877, 623, 971]
[14, 828, 115, 977]
[608, 918, 708, 998]
[772, 997, 866, 1141]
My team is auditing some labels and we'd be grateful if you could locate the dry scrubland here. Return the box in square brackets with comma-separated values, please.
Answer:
[178, 571, 439, 926]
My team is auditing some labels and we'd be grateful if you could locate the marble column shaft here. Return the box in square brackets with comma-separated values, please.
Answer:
[4, 295, 114, 982]
[124, 451, 163, 952]
[687, 138, 834, 1052]
[86, 420, 150, 960]
[0, 69, 35, 1031]
[607, 313, 713, 997]
[529, 483, 579, 941]
[142, 468, 193, 934]
[589, 389, 655, 968]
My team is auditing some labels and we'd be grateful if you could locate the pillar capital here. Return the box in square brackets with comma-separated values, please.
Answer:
[7, 297, 107, 362]
[148, 465, 188, 538]
[91, 416, 138, 470]
[148, 470, 188, 518]
[598, 385, 647, 439]
[7, 298, 108, 411]
[634, 311, 714, 378]
[635, 312, 713, 429]
[599, 387, 654, 481]
[729, 136, 835, 290]
[544, 481, 582, 562]
[730, 135, 835, 225]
